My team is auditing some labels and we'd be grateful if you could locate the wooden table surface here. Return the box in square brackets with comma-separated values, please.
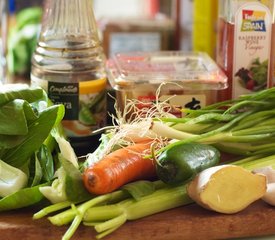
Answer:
[0, 200, 275, 240]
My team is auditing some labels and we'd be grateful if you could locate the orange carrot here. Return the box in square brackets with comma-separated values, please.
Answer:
[83, 141, 156, 195]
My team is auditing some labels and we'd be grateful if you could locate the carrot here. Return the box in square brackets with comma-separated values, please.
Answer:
[82, 141, 156, 195]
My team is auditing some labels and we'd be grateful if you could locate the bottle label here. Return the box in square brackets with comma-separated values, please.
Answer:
[48, 82, 79, 120]
[109, 32, 161, 56]
[233, 2, 272, 98]
[31, 76, 107, 138]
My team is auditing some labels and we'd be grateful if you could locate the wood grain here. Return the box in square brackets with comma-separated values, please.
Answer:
[0, 200, 275, 240]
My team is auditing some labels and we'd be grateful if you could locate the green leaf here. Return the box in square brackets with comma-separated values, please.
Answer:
[122, 181, 156, 201]
[60, 154, 91, 203]
[36, 144, 55, 182]
[2, 104, 65, 168]
[0, 99, 38, 135]
[0, 182, 49, 212]
[0, 135, 25, 149]
[31, 156, 43, 187]
[0, 84, 43, 106]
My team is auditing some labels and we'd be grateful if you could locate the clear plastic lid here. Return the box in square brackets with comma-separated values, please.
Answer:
[106, 51, 228, 91]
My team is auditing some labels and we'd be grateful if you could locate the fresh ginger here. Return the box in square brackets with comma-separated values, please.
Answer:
[187, 165, 267, 214]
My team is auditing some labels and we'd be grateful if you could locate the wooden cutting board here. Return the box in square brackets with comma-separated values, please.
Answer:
[0, 200, 275, 240]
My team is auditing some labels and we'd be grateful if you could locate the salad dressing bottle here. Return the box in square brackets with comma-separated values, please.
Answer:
[216, 0, 275, 101]
[31, 0, 107, 155]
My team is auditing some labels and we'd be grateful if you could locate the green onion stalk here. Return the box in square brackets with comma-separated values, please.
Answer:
[152, 88, 275, 156]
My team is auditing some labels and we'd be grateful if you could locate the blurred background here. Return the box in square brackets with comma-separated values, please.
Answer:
[4, 0, 218, 83]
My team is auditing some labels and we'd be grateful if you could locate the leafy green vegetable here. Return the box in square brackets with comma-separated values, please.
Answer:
[60, 154, 91, 203]
[0, 134, 26, 149]
[0, 99, 39, 135]
[28, 156, 43, 187]
[0, 159, 28, 197]
[36, 144, 55, 182]
[1, 104, 65, 168]
[0, 84, 69, 212]
[0, 183, 49, 212]
[0, 84, 43, 106]
[38, 128, 85, 204]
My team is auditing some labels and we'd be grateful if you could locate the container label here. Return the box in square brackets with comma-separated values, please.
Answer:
[159, 94, 206, 117]
[233, 2, 272, 98]
[109, 32, 161, 56]
[31, 76, 107, 138]
[137, 94, 206, 118]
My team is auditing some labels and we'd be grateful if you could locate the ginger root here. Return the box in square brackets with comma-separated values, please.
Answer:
[187, 165, 267, 214]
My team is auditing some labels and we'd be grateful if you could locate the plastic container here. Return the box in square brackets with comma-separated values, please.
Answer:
[107, 51, 228, 117]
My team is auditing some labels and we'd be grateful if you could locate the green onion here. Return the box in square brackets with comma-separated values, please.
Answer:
[151, 88, 275, 157]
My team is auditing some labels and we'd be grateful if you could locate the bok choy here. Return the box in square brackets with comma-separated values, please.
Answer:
[0, 84, 66, 211]
[0, 160, 28, 197]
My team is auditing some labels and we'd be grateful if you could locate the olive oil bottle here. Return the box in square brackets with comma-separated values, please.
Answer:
[31, 0, 107, 155]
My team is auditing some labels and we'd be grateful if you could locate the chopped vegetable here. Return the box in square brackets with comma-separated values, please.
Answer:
[155, 142, 220, 185]
[187, 165, 267, 214]
[83, 140, 156, 195]
[0, 160, 28, 197]
[39, 168, 67, 204]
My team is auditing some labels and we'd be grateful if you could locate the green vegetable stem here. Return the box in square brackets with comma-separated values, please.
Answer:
[152, 87, 275, 157]
[0, 160, 28, 197]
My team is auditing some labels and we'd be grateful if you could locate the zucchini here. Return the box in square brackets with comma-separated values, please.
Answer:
[156, 143, 220, 185]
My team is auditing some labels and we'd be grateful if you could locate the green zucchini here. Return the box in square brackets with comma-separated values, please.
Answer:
[156, 143, 220, 185]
